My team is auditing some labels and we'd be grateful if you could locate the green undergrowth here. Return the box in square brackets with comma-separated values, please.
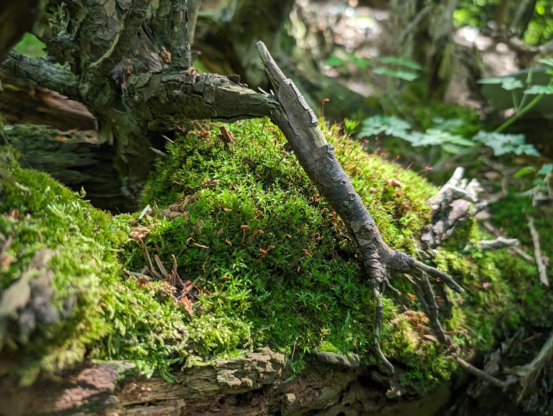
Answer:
[0, 118, 545, 391]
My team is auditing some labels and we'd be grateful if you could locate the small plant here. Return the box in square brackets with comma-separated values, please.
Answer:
[478, 58, 553, 133]
[325, 49, 421, 112]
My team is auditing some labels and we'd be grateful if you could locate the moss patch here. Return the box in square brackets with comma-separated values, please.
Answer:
[1, 119, 547, 392]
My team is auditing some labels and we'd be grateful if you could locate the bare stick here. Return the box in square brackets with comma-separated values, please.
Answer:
[483, 221, 534, 262]
[455, 356, 508, 390]
[479, 237, 520, 250]
[527, 215, 549, 286]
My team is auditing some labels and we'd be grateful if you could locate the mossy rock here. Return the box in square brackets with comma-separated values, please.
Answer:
[1, 119, 548, 391]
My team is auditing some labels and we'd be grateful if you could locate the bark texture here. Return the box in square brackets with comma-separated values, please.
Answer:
[0, 351, 453, 416]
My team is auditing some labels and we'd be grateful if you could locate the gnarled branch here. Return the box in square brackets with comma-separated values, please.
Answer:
[1, 52, 80, 100]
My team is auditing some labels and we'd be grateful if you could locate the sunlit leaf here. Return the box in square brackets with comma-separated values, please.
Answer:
[524, 84, 553, 95]
[374, 56, 422, 70]
[373, 67, 418, 81]
[513, 167, 535, 178]
[537, 58, 553, 67]
[357, 116, 411, 138]
[325, 54, 348, 67]
[538, 163, 553, 175]
[478, 76, 523, 91]
[473, 131, 540, 157]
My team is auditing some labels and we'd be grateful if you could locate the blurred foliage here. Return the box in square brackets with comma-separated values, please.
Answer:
[455, 0, 553, 45]
[13, 33, 46, 58]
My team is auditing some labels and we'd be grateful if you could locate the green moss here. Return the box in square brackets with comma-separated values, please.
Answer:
[1, 118, 547, 392]
[0, 149, 124, 384]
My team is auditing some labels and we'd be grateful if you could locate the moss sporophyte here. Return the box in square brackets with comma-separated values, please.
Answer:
[0, 118, 547, 390]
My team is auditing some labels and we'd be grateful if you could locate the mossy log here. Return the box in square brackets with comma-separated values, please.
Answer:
[1, 1, 551, 414]
[0, 352, 454, 416]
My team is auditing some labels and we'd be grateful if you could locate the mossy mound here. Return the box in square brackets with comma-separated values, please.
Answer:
[1, 119, 547, 391]
[0, 149, 125, 384]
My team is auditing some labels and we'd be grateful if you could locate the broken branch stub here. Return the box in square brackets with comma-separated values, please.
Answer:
[256, 41, 463, 372]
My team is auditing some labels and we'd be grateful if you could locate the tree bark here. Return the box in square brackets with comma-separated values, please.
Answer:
[390, 0, 458, 98]
[0, 352, 455, 416]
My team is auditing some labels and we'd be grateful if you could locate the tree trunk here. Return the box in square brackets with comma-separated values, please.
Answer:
[194, 0, 373, 122]
[389, 0, 458, 98]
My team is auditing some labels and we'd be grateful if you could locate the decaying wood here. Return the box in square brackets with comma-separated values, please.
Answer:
[6, 125, 135, 211]
[483, 221, 534, 262]
[0, 72, 95, 131]
[509, 331, 553, 378]
[0, 349, 453, 415]
[479, 237, 520, 251]
[422, 167, 485, 250]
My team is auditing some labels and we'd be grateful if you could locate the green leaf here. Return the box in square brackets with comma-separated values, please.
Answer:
[477, 77, 504, 84]
[373, 67, 418, 81]
[325, 54, 348, 67]
[357, 116, 411, 138]
[538, 163, 553, 175]
[374, 56, 422, 70]
[537, 58, 553, 67]
[500, 77, 524, 91]
[473, 131, 540, 157]
[523, 84, 553, 95]
[513, 167, 535, 178]
[351, 56, 372, 69]
[478, 77, 523, 90]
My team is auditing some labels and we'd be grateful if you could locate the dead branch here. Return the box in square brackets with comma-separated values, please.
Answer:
[422, 167, 484, 250]
[527, 215, 549, 286]
[479, 237, 520, 250]
[483, 221, 534, 262]
[257, 41, 463, 373]
[455, 356, 508, 390]
[1, 52, 80, 100]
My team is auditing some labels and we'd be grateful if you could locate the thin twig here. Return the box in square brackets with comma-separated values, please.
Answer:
[455, 356, 508, 390]
[483, 221, 534, 262]
[527, 215, 549, 286]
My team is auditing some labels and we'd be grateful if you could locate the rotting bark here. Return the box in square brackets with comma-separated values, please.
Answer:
[0, 350, 453, 416]
[6, 125, 135, 211]
[0, 72, 95, 131]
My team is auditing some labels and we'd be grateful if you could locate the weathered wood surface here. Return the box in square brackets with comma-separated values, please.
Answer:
[0, 349, 453, 416]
